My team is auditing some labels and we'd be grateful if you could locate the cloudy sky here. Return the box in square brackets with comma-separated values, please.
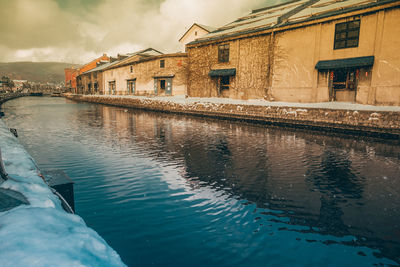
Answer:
[0, 0, 282, 64]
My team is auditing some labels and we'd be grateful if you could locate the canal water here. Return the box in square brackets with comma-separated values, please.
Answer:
[2, 96, 400, 266]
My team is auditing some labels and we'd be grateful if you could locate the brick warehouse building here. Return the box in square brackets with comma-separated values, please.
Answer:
[66, 54, 109, 94]
[187, 0, 400, 105]
[101, 49, 188, 96]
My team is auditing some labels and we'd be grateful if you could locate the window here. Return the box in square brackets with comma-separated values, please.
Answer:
[160, 60, 165, 68]
[195, 31, 197, 36]
[218, 44, 230, 62]
[94, 82, 98, 92]
[130, 66, 133, 73]
[127, 79, 135, 94]
[108, 81, 115, 95]
[220, 76, 229, 90]
[160, 80, 166, 90]
[334, 20, 360, 49]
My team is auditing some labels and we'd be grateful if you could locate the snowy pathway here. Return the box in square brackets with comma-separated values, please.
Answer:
[0, 120, 125, 267]
[82, 94, 400, 112]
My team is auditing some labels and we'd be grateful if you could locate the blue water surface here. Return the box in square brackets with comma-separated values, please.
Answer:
[2, 97, 400, 266]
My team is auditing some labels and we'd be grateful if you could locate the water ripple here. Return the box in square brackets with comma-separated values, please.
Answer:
[2, 97, 400, 266]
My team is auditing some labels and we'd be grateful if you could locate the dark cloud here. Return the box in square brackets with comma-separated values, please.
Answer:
[0, 0, 279, 63]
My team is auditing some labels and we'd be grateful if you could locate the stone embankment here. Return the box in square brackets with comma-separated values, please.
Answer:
[0, 100, 126, 266]
[0, 92, 29, 105]
[66, 94, 400, 140]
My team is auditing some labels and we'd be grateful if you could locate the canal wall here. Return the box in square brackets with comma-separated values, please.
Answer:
[66, 94, 400, 140]
[0, 119, 125, 266]
[0, 92, 29, 105]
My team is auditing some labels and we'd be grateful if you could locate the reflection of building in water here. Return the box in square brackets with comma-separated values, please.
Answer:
[105, 109, 400, 261]
[94, 106, 400, 261]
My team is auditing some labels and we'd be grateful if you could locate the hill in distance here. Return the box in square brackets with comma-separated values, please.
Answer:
[0, 62, 81, 84]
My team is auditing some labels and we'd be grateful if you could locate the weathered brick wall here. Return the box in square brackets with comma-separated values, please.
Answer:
[237, 36, 270, 99]
[130, 55, 188, 96]
[188, 43, 218, 98]
[78, 71, 103, 95]
[66, 94, 400, 139]
[188, 35, 270, 100]
[104, 54, 188, 96]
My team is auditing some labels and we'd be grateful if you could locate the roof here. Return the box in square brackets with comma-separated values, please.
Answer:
[80, 54, 108, 69]
[189, 0, 400, 46]
[195, 24, 217, 33]
[179, 23, 217, 42]
[191, 0, 310, 43]
[80, 48, 163, 75]
[108, 52, 187, 70]
[103, 48, 164, 70]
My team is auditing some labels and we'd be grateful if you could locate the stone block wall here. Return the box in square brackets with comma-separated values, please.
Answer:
[66, 94, 400, 139]
[104, 54, 188, 96]
[188, 35, 270, 100]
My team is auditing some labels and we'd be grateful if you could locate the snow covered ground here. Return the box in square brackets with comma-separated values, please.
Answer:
[82, 94, 400, 112]
[0, 120, 126, 267]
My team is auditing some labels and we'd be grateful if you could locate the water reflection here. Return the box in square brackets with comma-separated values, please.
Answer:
[3, 97, 400, 266]
[92, 104, 400, 264]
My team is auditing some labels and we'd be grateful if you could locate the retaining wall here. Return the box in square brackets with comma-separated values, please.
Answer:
[0, 93, 29, 105]
[66, 94, 400, 140]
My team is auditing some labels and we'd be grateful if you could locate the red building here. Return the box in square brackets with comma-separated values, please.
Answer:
[65, 54, 109, 93]
[64, 67, 79, 93]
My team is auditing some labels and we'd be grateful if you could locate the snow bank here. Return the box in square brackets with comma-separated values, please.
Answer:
[0, 120, 125, 267]
[81, 94, 400, 112]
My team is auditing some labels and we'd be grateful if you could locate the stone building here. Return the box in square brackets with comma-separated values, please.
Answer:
[102, 49, 188, 96]
[187, 0, 400, 105]
[66, 54, 109, 94]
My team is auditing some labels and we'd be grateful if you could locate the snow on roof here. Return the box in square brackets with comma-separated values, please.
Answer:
[195, 0, 309, 42]
[179, 23, 218, 42]
[195, 23, 218, 33]
[0, 121, 125, 266]
[103, 48, 164, 70]
[191, 0, 399, 44]
[286, 0, 380, 23]
[81, 60, 117, 74]
[81, 48, 164, 75]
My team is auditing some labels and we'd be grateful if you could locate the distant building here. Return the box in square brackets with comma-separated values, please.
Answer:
[187, 0, 400, 105]
[12, 80, 28, 91]
[76, 48, 188, 96]
[65, 54, 109, 94]
[179, 23, 216, 52]
[0, 76, 12, 92]
[79, 54, 110, 75]
[77, 60, 110, 95]
[64, 67, 80, 93]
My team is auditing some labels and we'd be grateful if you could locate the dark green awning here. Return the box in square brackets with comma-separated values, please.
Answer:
[209, 68, 236, 77]
[153, 75, 174, 79]
[315, 56, 374, 70]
